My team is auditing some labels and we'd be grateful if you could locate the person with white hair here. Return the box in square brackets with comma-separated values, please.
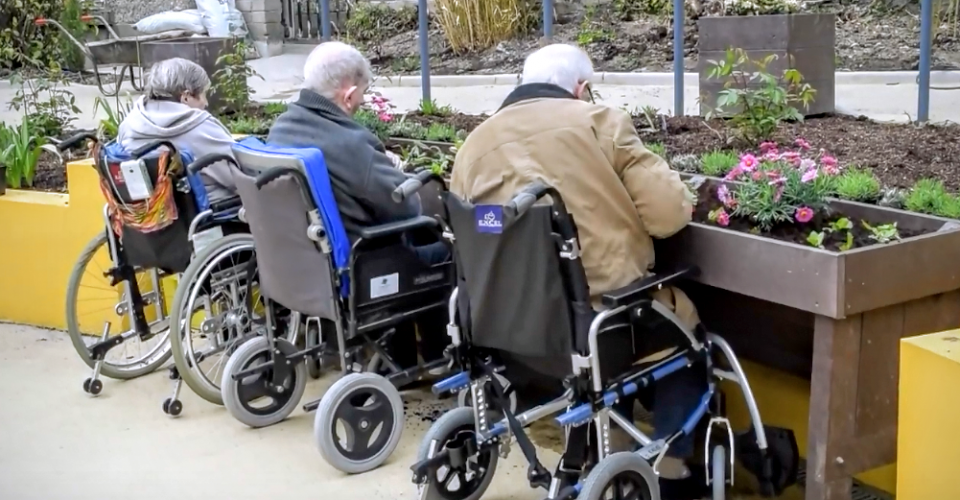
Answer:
[118, 57, 236, 201]
[451, 44, 705, 492]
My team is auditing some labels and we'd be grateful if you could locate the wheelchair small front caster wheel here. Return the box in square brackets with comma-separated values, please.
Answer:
[162, 398, 183, 417]
[415, 406, 499, 500]
[578, 452, 659, 500]
[83, 378, 103, 396]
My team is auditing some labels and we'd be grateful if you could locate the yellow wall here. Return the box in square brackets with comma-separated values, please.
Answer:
[897, 331, 960, 499]
[0, 160, 105, 329]
[725, 361, 897, 495]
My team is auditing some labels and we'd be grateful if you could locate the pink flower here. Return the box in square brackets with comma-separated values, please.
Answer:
[752, 171, 763, 181]
[739, 153, 759, 172]
[377, 111, 394, 122]
[724, 166, 743, 181]
[779, 151, 801, 166]
[717, 184, 737, 208]
[762, 151, 781, 162]
[759, 141, 778, 154]
[801, 168, 819, 183]
[799, 158, 816, 171]
[820, 155, 839, 175]
[795, 206, 814, 223]
[709, 208, 730, 227]
[795, 138, 811, 150]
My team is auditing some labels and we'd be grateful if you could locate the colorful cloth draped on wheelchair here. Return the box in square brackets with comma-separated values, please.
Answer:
[235, 137, 351, 296]
[96, 141, 209, 235]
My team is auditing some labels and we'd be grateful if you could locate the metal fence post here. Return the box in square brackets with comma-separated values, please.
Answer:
[319, 0, 331, 40]
[543, 0, 554, 39]
[918, 0, 932, 122]
[418, 0, 431, 102]
[672, 0, 684, 116]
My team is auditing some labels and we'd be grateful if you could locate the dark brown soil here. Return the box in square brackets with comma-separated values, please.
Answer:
[26, 151, 68, 193]
[635, 114, 960, 191]
[401, 111, 489, 132]
[693, 183, 929, 250]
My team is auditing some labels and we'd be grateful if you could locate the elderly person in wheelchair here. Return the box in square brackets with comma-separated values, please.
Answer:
[118, 57, 237, 202]
[450, 43, 703, 484]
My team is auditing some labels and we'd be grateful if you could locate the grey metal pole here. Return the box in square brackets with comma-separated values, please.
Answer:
[918, 0, 932, 122]
[543, 0, 553, 39]
[418, 0, 431, 102]
[672, 0, 684, 116]
[319, 0, 331, 40]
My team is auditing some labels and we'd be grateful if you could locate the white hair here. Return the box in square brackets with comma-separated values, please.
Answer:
[145, 57, 210, 100]
[521, 44, 595, 94]
[303, 41, 373, 99]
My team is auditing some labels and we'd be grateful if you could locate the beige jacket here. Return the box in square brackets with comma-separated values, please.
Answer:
[451, 90, 699, 330]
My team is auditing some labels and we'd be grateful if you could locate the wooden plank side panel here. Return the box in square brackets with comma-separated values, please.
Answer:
[855, 304, 905, 439]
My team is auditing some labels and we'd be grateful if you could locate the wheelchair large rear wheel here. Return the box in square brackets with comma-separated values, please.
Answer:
[416, 406, 499, 500]
[169, 234, 265, 405]
[314, 372, 404, 474]
[578, 452, 659, 500]
[65, 232, 173, 380]
[221, 336, 307, 428]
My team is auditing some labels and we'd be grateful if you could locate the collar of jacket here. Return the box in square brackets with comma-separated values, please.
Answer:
[498, 83, 577, 112]
[294, 89, 349, 120]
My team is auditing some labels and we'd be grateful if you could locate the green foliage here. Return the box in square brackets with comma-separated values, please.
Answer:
[646, 142, 666, 158]
[210, 40, 261, 115]
[93, 96, 133, 141]
[227, 115, 272, 136]
[903, 178, 960, 218]
[614, 0, 670, 20]
[58, 0, 93, 71]
[725, 155, 837, 230]
[0, 120, 44, 189]
[577, 6, 612, 46]
[833, 167, 881, 203]
[354, 107, 391, 140]
[861, 221, 900, 244]
[699, 150, 738, 177]
[724, 0, 800, 15]
[261, 101, 287, 118]
[705, 48, 817, 145]
[419, 99, 454, 117]
[400, 143, 455, 176]
[8, 70, 81, 137]
[425, 122, 458, 142]
[345, 4, 417, 57]
[1, 0, 68, 68]
[390, 120, 429, 140]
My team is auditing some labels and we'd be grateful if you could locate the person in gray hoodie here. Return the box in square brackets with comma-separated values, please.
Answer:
[118, 57, 237, 202]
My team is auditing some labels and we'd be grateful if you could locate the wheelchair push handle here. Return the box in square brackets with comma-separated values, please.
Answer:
[507, 180, 551, 216]
[56, 131, 98, 152]
[392, 168, 444, 203]
[188, 154, 237, 175]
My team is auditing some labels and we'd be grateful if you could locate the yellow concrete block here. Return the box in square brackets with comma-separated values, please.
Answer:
[897, 330, 960, 500]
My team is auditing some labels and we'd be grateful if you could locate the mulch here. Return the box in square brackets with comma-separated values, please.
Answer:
[27, 151, 68, 193]
[635, 114, 960, 192]
[402, 111, 489, 133]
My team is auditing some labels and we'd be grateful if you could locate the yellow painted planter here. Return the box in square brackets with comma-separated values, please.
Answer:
[897, 330, 960, 499]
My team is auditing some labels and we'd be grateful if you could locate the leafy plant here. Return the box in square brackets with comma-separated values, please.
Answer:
[355, 107, 392, 140]
[1, 0, 70, 68]
[93, 96, 133, 140]
[833, 167, 881, 203]
[261, 101, 287, 118]
[806, 217, 853, 250]
[699, 150, 739, 177]
[58, 0, 93, 71]
[210, 40, 261, 115]
[400, 143, 455, 176]
[1, 120, 44, 189]
[671, 154, 701, 173]
[577, 7, 612, 46]
[862, 221, 901, 244]
[646, 142, 666, 158]
[227, 115, 271, 136]
[8, 70, 81, 137]
[903, 178, 959, 218]
[426, 123, 458, 142]
[419, 99, 454, 117]
[705, 48, 817, 144]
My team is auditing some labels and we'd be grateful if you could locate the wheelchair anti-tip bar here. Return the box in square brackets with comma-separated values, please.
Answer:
[392, 168, 447, 203]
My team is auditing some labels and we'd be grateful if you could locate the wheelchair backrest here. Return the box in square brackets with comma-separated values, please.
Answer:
[231, 142, 346, 320]
[444, 194, 576, 364]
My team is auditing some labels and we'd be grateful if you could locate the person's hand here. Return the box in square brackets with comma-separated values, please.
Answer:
[385, 150, 405, 170]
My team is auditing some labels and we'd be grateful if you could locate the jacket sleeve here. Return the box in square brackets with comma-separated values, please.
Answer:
[608, 110, 692, 238]
[361, 149, 422, 223]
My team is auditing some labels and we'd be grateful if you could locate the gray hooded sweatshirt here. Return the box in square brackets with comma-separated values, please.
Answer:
[118, 96, 237, 202]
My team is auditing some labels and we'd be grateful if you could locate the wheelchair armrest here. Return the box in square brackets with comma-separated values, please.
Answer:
[600, 265, 700, 309]
[210, 195, 242, 214]
[358, 216, 438, 241]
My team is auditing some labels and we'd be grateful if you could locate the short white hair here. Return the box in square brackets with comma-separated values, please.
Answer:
[520, 44, 594, 94]
[146, 57, 210, 99]
[303, 41, 373, 99]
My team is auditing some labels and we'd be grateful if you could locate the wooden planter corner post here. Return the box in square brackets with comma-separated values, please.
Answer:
[698, 13, 837, 117]
[656, 182, 960, 500]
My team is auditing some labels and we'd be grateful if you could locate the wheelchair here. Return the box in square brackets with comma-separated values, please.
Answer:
[220, 139, 458, 474]
[61, 133, 253, 417]
[407, 180, 800, 500]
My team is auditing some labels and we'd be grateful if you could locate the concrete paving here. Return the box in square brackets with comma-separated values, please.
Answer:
[0, 322, 556, 500]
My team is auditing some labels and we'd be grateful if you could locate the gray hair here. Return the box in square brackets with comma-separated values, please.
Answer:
[521, 44, 594, 95]
[302, 41, 373, 99]
[145, 57, 211, 100]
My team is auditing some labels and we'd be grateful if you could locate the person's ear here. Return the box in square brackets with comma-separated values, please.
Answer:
[343, 85, 359, 106]
[180, 93, 191, 105]
[575, 81, 590, 100]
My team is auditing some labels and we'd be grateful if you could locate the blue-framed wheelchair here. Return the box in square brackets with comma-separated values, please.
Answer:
[61, 133, 259, 418]
[407, 179, 800, 500]
[220, 139, 458, 474]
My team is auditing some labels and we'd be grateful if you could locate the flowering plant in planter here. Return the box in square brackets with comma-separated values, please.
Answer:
[708, 139, 839, 230]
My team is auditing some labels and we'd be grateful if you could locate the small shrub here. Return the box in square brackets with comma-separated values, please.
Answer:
[833, 167, 881, 203]
[419, 99, 454, 117]
[671, 153, 701, 173]
[699, 150, 738, 177]
[262, 102, 287, 118]
[8, 70, 80, 137]
[58, 0, 93, 71]
[355, 107, 391, 140]
[646, 142, 666, 158]
[904, 179, 952, 215]
[705, 48, 817, 145]
[227, 115, 271, 136]
[210, 40, 261, 115]
[425, 122, 458, 142]
[435, 0, 536, 53]
[0, 120, 44, 189]
[390, 120, 429, 140]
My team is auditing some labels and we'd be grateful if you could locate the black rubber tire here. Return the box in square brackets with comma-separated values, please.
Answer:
[578, 452, 659, 500]
[416, 407, 499, 500]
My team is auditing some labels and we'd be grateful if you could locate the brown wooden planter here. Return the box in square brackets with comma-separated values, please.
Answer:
[698, 13, 836, 117]
[655, 185, 960, 500]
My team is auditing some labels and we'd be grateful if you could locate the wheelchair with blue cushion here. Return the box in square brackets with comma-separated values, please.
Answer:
[220, 139, 458, 474]
[61, 133, 261, 418]
[405, 179, 800, 500]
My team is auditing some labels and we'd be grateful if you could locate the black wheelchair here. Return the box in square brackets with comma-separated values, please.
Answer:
[402, 178, 800, 500]
[220, 139, 458, 474]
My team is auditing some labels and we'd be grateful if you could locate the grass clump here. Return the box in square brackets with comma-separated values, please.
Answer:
[699, 150, 739, 177]
[833, 167, 881, 203]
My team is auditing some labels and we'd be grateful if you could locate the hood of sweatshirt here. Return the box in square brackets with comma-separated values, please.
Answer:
[121, 96, 214, 140]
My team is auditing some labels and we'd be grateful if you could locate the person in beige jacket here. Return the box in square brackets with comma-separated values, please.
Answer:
[451, 44, 704, 484]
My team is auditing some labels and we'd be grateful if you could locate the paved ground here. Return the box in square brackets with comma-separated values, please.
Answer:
[0, 322, 556, 500]
[2, 54, 960, 130]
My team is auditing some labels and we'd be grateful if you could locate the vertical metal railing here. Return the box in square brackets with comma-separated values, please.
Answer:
[281, 0, 340, 40]
[918, 0, 932, 122]
[672, 0, 684, 116]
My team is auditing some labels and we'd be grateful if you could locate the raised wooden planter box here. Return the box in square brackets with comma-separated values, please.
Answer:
[656, 188, 960, 500]
[698, 13, 836, 117]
